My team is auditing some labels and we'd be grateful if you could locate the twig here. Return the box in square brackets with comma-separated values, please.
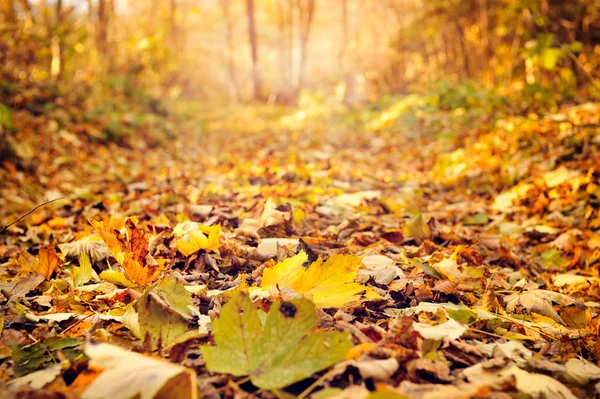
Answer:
[0, 197, 64, 234]
[564, 47, 600, 91]
[298, 368, 341, 399]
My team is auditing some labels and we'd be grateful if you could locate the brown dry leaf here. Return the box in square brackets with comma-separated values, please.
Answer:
[504, 291, 564, 324]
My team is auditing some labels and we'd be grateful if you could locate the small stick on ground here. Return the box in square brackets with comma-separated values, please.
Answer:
[0, 197, 64, 234]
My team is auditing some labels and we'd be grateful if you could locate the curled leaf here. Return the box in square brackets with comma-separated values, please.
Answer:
[173, 221, 222, 256]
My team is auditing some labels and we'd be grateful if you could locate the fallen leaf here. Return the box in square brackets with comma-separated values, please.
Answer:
[92, 219, 162, 286]
[99, 270, 137, 288]
[0, 273, 45, 302]
[405, 358, 451, 382]
[202, 291, 352, 389]
[123, 277, 201, 349]
[260, 252, 383, 308]
[17, 246, 61, 280]
[11, 337, 83, 376]
[59, 235, 110, 263]
[412, 318, 466, 340]
[345, 358, 400, 381]
[552, 274, 597, 287]
[403, 214, 431, 241]
[564, 357, 600, 386]
[7, 364, 62, 389]
[173, 221, 222, 256]
[73, 252, 93, 287]
[81, 342, 197, 399]
[504, 290, 582, 325]
[500, 365, 576, 399]
[462, 212, 489, 226]
[431, 257, 467, 281]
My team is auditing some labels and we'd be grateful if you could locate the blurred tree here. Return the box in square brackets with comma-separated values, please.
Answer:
[246, 0, 262, 101]
[222, 0, 240, 102]
[1, 0, 598, 107]
[50, 0, 63, 81]
[295, 0, 315, 99]
[97, 0, 108, 57]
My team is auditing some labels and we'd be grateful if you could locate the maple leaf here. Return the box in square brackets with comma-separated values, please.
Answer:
[202, 291, 352, 389]
[122, 277, 201, 349]
[173, 221, 222, 256]
[17, 246, 61, 280]
[260, 252, 383, 308]
[92, 219, 162, 286]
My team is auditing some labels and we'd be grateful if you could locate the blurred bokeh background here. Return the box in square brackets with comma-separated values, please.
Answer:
[2, 0, 599, 108]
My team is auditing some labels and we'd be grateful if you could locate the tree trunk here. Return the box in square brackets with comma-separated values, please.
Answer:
[50, 0, 63, 82]
[286, 0, 294, 95]
[479, 0, 493, 86]
[222, 0, 240, 102]
[169, 0, 178, 56]
[295, 0, 315, 98]
[97, 0, 108, 56]
[246, 0, 262, 101]
[339, 0, 349, 102]
[1, 0, 16, 23]
[276, 0, 289, 103]
[453, 19, 471, 80]
[17, 0, 34, 25]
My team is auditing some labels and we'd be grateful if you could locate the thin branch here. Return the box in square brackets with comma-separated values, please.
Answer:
[0, 197, 64, 234]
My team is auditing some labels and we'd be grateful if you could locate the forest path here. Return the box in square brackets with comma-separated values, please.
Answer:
[2, 102, 599, 398]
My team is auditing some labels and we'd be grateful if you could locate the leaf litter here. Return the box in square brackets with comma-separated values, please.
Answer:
[1, 99, 600, 399]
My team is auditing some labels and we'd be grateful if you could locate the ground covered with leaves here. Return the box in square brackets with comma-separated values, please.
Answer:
[1, 85, 600, 398]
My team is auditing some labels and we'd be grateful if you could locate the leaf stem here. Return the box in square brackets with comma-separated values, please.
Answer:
[0, 197, 64, 234]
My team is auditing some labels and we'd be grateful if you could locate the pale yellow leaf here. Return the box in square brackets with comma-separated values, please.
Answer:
[173, 221, 222, 256]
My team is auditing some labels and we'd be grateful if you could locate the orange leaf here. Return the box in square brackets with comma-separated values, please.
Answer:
[92, 219, 162, 286]
[125, 218, 149, 264]
[37, 246, 61, 280]
[17, 247, 61, 280]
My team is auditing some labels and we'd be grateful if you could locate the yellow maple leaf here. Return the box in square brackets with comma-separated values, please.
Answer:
[173, 222, 222, 256]
[92, 219, 162, 286]
[261, 252, 383, 308]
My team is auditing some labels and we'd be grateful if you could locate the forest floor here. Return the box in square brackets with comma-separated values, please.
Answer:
[1, 86, 600, 398]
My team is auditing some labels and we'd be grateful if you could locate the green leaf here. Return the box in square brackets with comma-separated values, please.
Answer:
[569, 41, 583, 53]
[540, 48, 563, 70]
[11, 337, 83, 376]
[462, 212, 489, 226]
[74, 253, 93, 287]
[403, 214, 431, 240]
[411, 259, 443, 280]
[0, 103, 13, 129]
[133, 277, 199, 349]
[537, 248, 567, 269]
[202, 291, 352, 390]
[447, 308, 477, 324]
